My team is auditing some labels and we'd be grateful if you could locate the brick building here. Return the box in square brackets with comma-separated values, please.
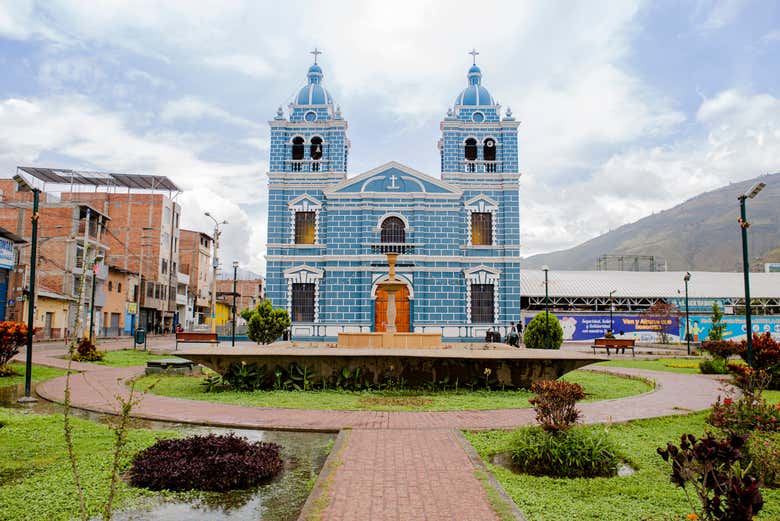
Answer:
[179, 229, 213, 325]
[0, 179, 111, 337]
[215, 277, 264, 314]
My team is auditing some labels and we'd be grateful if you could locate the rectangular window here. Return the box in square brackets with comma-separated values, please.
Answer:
[291, 283, 315, 322]
[294, 211, 316, 244]
[471, 212, 493, 245]
[471, 284, 494, 323]
[161, 259, 168, 274]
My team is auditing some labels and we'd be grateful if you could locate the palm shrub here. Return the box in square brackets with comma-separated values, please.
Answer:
[245, 299, 291, 344]
[129, 433, 283, 492]
[523, 312, 563, 349]
[0, 321, 27, 376]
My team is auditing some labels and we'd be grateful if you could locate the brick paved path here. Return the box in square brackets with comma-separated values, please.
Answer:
[22, 351, 726, 521]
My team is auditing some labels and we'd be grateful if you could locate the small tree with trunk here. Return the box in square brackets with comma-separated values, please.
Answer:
[641, 300, 680, 344]
[708, 302, 726, 341]
[246, 299, 291, 345]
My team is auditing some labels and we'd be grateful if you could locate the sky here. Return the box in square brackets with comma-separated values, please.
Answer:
[0, 0, 778, 274]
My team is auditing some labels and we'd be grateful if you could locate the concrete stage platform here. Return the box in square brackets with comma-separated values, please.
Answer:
[177, 346, 608, 389]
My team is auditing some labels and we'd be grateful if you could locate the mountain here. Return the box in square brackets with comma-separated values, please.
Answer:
[523, 173, 780, 272]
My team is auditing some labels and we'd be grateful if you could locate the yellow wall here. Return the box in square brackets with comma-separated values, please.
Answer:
[34, 296, 71, 337]
[215, 301, 231, 326]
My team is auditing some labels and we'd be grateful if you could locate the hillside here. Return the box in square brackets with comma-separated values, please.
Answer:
[523, 173, 780, 271]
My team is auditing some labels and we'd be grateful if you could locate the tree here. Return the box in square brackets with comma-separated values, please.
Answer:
[246, 299, 291, 345]
[0, 321, 27, 376]
[641, 300, 680, 344]
[523, 312, 564, 349]
[708, 302, 726, 341]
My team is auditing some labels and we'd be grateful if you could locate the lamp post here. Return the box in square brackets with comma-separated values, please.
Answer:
[232, 260, 239, 347]
[542, 265, 550, 349]
[683, 272, 691, 356]
[88, 254, 104, 343]
[738, 181, 766, 368]
[13, 174, 39, 403]
[609, 289, 616, 334]
[204, 212, 227, 335]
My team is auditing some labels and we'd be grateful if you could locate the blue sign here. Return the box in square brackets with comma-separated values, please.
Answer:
[0, 238, 13, 270]
[682, 315, 780, 342]
[524, 314, 680, 343]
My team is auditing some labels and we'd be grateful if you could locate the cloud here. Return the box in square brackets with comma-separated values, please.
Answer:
[520, 89, 780, 255]
[0, 95, 268, 272]
[202, 54, 274, 79]
[160, 96, 261, 129]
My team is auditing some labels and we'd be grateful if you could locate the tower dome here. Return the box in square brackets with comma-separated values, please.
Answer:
[454, 64, 495, 106]
[294, 62, 334, 105]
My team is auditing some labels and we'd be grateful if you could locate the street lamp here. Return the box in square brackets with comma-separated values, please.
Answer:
[13, 174, 40, 403]
[683, 272, 691, 356]
[609, 289, 616, 335]
[88, 253, 105, 342]
[232, 260, 239, 347]
[542, 265, 550, 349]
[205, 212, 227, 335]
[738, 180, 766, 368]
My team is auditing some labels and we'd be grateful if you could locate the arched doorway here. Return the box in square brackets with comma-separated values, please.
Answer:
[375, 285, 410, 332]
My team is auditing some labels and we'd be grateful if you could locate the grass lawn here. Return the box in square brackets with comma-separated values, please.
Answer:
[0, 364, 66, 389]
[595, 357, 703, 374]
[0, 408, 177, 521]
[464, 413, 780, 521]
[93, 349, 180, 367]
[135, 370, 653, 411]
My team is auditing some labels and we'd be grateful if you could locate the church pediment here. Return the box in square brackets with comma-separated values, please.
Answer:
[325, 162, 462, 196]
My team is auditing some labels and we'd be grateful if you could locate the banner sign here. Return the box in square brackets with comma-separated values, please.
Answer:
[0, 238, 13, 270]
[523, 314, 680, 343]
[668, 298, 729, 314]
[680, 315, 780, 342]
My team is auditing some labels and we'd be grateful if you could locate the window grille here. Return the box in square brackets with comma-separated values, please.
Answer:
[471, 284, 494, 323]
[295, 211, 316, 244]
[471, 212, 492, 245]
[291, 283, 315, 322]
[380, 216, 406, 243]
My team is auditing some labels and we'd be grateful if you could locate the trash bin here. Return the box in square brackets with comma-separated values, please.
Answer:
[134, 328, 146, 346]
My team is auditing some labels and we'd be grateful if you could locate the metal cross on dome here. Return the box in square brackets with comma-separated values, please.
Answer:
[310, 47, 322, 64]
[468, 48, 479, 64]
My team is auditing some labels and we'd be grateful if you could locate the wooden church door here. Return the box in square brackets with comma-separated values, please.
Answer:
[374, 285, 410, 332]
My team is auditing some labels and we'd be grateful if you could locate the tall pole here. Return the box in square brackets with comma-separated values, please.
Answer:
[20, 188, 40, 402]
[210, 226, 220, 334]
[543, 267, 550, 349]
[684, 273, 691, 356]
[232, 262, 238, 347]
[739, 196, 754, 367]
[89, 264, 97, 342]
[609, 289, 615, 334]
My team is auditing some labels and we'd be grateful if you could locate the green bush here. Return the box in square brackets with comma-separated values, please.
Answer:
[245, 299, 291, 344]
[746, 432, 780, 488]
[510, 426, 621, 478]
[523, 313, 563, 349]
[699, 357, 729, 374]
[71, 337, 104, 362]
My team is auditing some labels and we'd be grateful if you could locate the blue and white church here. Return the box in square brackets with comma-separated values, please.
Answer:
[265, 52, 521, 341]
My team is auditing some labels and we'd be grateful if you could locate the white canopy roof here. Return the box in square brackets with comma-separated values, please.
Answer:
[521, 270, 780, 299]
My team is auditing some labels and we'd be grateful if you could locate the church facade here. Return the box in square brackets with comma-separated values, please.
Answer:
[265, 54, 521, 341]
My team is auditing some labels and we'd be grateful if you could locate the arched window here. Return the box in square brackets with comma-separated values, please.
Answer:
[464, 138, 477, 161]
[310, 136, 323, 172]
[291, 136, 305, 160]
[483, 138, 496, 163]
[380, 216, 405, 243]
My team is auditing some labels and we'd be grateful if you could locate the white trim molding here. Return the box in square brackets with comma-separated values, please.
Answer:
[283, 265, 324, 322]
[464, 194, 499, 246]
[288, 194, 323, 244]
[464, 265, 501, 324]
[370, 272, 415, 299]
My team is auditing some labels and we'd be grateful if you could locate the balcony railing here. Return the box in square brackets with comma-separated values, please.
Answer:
[461, 160, 500, 173]
[370, 243, 416, 254]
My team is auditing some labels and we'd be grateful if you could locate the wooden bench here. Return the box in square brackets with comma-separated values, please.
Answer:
[175, 331, 219, 350]
[591, 338, 636, 356]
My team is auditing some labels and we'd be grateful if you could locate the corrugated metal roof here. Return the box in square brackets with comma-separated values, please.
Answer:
[17, 167, 180, 191]
[521, 270, 780, 299]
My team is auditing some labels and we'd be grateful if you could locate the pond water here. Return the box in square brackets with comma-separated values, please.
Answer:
[1, 383, 334, 521]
